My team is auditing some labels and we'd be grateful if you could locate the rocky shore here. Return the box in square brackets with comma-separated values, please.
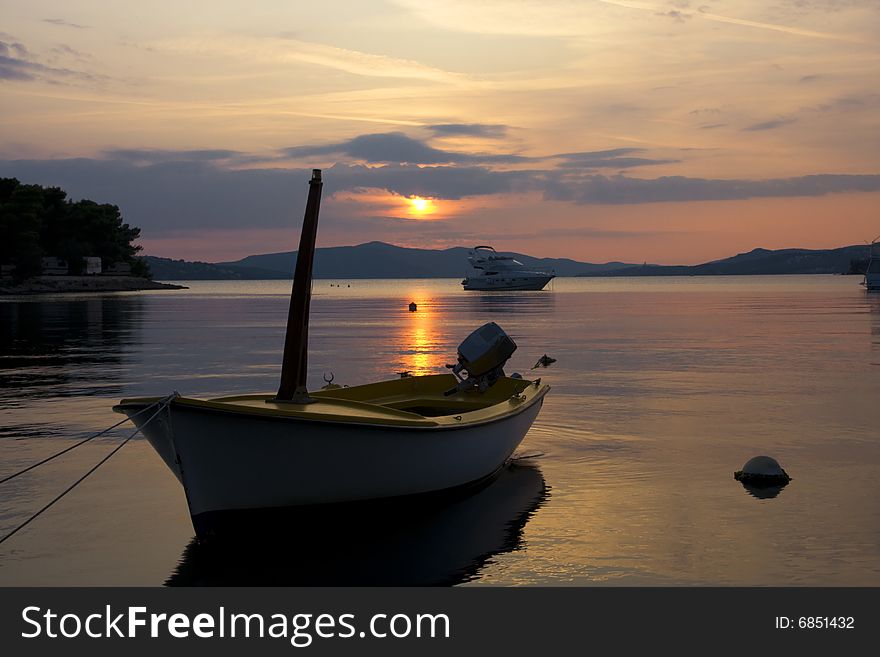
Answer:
[0, 276, 187, 295]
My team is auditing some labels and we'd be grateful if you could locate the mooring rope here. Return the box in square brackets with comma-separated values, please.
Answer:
[509, 451, 545, 461]
[0, 393, 177, 547]
[0, 398, 170, 487]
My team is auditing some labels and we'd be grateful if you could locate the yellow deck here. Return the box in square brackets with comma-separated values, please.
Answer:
[115, 374, 549, 428]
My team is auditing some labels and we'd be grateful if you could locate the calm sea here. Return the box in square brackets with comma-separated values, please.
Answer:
[1, 276, 879, 585]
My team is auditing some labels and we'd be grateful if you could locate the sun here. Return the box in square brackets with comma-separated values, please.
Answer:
[406, 196, 436, 218]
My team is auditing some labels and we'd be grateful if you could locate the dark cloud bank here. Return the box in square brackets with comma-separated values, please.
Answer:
[1, 132, 878, 236]
[284, 132, 530, 165]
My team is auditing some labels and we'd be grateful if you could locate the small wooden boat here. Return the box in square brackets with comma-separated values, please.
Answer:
[114, 170, 550, 537]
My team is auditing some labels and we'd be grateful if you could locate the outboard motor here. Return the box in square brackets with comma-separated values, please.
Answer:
[445, 322, 517, 395]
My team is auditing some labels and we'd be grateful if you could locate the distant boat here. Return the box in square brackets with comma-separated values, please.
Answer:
[461, 245, 555, 291]
[114, 171, 550, 539]
[865, 238, 880, 291]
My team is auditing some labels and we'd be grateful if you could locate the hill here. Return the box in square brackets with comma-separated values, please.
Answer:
[144, 256, 290, 280]
[146, 242, 634, 280]
[144, 242, 871, 281]
[581, 245, 869, 277]
[220, 242, 632, 278]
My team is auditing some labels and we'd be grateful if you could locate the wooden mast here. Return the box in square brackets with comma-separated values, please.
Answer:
[276, 169, 323, 402]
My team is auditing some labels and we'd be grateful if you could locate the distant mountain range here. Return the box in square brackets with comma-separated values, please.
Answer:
[144, 242, 633, 280]
[584, 245, 869, 277]
[143, 241, 870, 280]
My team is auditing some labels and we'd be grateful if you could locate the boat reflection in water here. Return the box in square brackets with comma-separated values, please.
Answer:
[166, 462, 547, 586]
[465, 292, 556, 317]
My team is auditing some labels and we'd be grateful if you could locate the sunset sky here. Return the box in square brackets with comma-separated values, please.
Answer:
[2, 0, 879, 263]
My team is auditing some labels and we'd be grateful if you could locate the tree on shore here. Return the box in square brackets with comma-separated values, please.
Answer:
[0, 178, 151, 280]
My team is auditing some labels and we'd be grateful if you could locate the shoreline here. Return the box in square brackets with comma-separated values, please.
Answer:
[0, 276, 187, 295]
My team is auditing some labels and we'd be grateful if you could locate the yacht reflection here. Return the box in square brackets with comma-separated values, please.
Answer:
[866, 293, 880, 341]
[466, 292, 556, 316]
[166, 462, 548, 586]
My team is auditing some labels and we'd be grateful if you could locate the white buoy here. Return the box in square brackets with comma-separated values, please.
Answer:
[734, 455, 791, 486]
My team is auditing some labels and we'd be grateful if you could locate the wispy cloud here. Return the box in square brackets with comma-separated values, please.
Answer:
[48, 44, 92, 63]
[743, 117, 796, 131]
[814, 94, 876, 112]
[694, 6, 862, 41]
[553, 148, 678, 169]
[463, 226, 691, 241]
[284, 132, 531, 165]
[104, 148, 246, 164]
[0, 39, 34, 80]
[656, 9, 691, 23]
[0, 36, 103, 83]
[428, 123, 508, 138]
[152, 35, 468, 85]
[542, 171, 880, 204]
[743, 118, 796, 132]
[598, 0, 864, 42]
[42, 18, 90, 30]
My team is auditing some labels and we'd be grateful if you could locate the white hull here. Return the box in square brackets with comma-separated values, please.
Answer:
[463, 275, 554, 291]
[123, 396, 545, 521]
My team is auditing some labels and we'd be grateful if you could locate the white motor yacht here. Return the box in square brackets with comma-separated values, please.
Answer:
[462, 246, 555, 291]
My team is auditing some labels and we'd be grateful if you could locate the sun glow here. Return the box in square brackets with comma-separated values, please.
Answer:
[406, 196, 437, 218]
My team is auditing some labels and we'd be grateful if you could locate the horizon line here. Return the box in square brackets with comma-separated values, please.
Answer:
[143, 239, 870, 268]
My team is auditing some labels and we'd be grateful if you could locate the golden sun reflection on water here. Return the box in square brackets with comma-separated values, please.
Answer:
[397, 291, 445, 376]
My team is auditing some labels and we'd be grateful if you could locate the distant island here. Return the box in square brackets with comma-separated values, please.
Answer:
[144, 242, 635, 280]
[0, 178, 182, 294]
[582, 245, 870, 277]
[144, 242, 871, 281]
